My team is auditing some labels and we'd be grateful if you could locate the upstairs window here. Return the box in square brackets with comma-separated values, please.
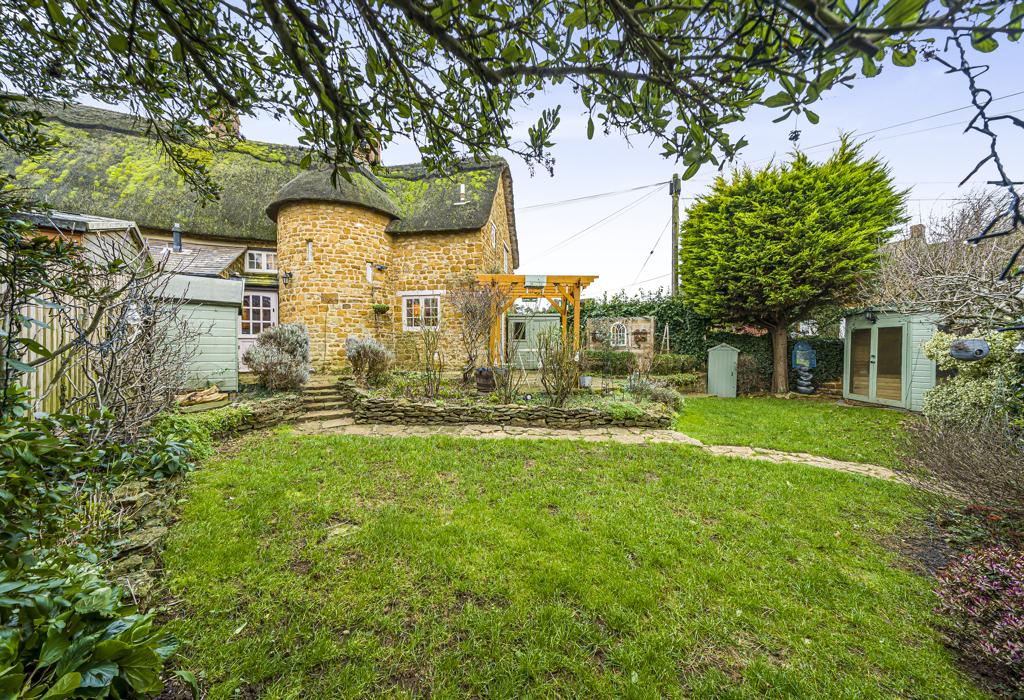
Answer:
[245, 249, 277, 273]
[491, 221, 498, 247]
[610, 322, 627, 347]
[503, 244, 510, 273]
[402, 295, 440, 331]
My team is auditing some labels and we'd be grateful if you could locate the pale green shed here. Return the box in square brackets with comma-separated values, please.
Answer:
[162, 274, 245, 392]
[707, 343, 739, 398]
[843, 309, 938, 411]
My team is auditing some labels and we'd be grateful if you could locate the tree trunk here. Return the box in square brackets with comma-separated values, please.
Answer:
[771, 324, 788, 395]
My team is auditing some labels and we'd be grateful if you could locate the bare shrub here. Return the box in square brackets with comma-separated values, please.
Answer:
[419, 325, 444, 399]
[869, 190, 1024, 331]
[493, 333, 525, 404]
[447, 277, 506, 382]
[737, 354, 769, 395]
[345, 336, 393, 387]
[243, 322, 311, 390]
[537, 330, 579, 407]
[2, 220, 198, 441]
[904, 416, 1024, 518]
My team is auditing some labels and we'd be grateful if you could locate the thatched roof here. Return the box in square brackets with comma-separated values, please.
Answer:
[3, 101, 519, 264]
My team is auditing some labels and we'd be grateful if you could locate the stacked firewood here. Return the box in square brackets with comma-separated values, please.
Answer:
[175, 385, 228, 406]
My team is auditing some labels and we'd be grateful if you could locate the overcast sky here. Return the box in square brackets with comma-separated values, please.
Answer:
[232, 42, 1024, 299]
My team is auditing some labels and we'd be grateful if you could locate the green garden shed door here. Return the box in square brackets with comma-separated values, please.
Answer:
[707, 343, 739, 398]
[506, 314, 561, 370]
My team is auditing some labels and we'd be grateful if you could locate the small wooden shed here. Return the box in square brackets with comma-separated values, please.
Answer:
[506, 313, 561, 369]
[843, 309, 938, 411]
[707, 343, 739, 398]
[163, 274, 245, 392]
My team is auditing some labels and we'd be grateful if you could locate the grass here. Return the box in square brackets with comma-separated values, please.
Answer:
[675, 397, 909, 468]
[163, 431, 979, 698]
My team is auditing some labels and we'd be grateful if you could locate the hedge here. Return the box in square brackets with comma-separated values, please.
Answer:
[583, 291, 844, 389]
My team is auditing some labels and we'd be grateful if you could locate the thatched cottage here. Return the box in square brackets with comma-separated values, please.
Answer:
[4, 102, 519, 371]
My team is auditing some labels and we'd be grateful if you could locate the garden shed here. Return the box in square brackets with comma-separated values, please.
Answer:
[506, 313, 561, 369]
[162, 274, 245, 392]
[842, 309, 938, 411]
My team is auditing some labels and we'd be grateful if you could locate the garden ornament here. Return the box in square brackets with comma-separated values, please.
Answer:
[949, 338, 990, 361]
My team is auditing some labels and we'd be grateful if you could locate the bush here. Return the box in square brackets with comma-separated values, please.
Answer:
[150, 403, 255, 462]
[583, 349, 636, 376]
[647, 385, 685, 411]
[538, 332, 580, 407]
[659, 372, 706, 393]
[0, 561, 181, 698]
[905, 416, 1024, 520]
[650, 353, 699, 375]
[345, 337, 394, 387]
[922, 330, 1024, 427]
[243, 323, 311, 390]
[737, 354, 770, 394]
[936, 546, 1024, 695]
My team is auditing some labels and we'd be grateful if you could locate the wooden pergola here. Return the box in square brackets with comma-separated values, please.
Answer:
[477, 274, 598, 363]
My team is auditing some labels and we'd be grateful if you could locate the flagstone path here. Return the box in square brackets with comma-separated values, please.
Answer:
[294, 417, 900, 482]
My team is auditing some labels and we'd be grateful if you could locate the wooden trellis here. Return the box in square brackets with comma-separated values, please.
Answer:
[476, 274, 598, 363]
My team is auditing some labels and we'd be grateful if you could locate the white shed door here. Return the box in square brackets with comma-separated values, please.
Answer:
[238, 290, 278, 371]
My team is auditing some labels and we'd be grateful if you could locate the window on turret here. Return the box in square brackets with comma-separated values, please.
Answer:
[402, 295, 440, 331]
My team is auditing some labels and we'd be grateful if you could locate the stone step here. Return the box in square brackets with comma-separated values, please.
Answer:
[301, 408, 354, 421]
[303, 385, 344, 394]
[301, 399, 350, 411]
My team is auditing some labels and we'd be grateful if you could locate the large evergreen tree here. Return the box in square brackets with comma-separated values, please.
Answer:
[679, 140, 906, 394]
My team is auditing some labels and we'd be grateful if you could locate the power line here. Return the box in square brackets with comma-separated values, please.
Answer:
[521, 186, 662, 264]
[519, 181, 668, 210]
[632, 217, 672, 284]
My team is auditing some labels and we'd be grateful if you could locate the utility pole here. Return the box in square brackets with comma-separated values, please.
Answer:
[670, 173, 680, 295]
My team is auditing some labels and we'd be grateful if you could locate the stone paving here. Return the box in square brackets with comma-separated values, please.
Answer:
[295, 416, 900, 482]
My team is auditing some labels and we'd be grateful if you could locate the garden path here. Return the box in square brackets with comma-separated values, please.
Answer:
[294, 418, 900, 482]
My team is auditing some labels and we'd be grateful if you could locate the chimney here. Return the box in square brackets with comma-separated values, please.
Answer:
[172, 223, 183, 252]
[354, 140, 380, 165]
[909, 224, 925, 241]
[208, 107, 242, 140]
[454, 182, 467, 206]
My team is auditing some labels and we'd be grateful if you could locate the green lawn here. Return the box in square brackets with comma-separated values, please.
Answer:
[676, 397, 908, 468]
[163, 431, 978, 698]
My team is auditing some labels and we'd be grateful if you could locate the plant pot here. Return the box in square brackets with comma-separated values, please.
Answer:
[579, 375, 593, 389]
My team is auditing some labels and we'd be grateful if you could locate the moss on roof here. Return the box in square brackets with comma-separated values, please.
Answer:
[2, 101, 516, 256]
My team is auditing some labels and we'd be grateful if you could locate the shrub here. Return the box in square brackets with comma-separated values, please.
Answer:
[603, 401, 646, 421]
[582, 349, 636, 376]
[647, 385, 685, 411]
[904, 416, 1024, 520]
[659, 372, 706, 393]
[243, 323, 311, 390]
[922, 330, 1024, 427]
[650, 353, 699, 375]
[0, 561, 181, 698]
[345, 337, 394, 387]
[538, 332, 580, 407]
[936, 546, 1024, 694]
[737, 354, 770, 394]
[150, 403, 255, 462]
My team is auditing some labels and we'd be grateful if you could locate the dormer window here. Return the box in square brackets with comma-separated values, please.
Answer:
[246, 249, 277, 273]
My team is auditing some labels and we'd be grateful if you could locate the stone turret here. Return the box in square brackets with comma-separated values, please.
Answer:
[267, 168, 400, 370]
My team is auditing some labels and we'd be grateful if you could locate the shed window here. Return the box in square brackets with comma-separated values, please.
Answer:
[402, 295, 440, 331]
[245, 250, 277, 273]
[610, 322, 627, 347]
[512, 320, 527, 341]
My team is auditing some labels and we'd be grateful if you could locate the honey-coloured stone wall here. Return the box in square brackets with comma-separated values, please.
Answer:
[275, 201, 395, 371]
[274, 179, 516, 371]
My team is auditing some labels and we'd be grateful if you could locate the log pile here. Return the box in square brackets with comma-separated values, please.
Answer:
[175, 385, 228, 406]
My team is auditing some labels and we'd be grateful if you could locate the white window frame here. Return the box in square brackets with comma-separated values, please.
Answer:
[401, 294, 441, 331]
[503, 243, 510, 273]
[610, 322, 628, 347]
[491, 221, 498, 247]
[240, 291, 278, 337]
[245, 249, 277, 273]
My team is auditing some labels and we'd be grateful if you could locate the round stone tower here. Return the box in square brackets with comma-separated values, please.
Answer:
[266, 169, 400, 371]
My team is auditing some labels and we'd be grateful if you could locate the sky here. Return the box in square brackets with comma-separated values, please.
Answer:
[223, 41, 1024, 299]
